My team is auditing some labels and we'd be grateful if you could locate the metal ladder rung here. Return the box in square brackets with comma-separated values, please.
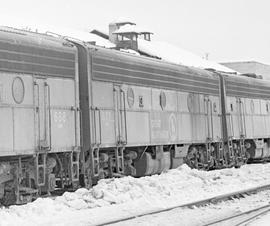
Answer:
[92, 147, 100, 177]
[36, 153, 46, 187]
[70, 152, 80, 182]
[228, 138, 234, 158]
[115, 147, 125, 174]
[218, 142, 224, 162]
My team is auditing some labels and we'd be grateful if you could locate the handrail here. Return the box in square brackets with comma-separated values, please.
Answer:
[113, 88, 121, 144]
[91, 106, 97, 146]
[237, 98, 243, 136]
[45, 82, 52, 150]
[226, 113, 234, 138]
[90, 107, 102, 146]
[34, 81, 41, 150]
[240, 100, 247, 137]
[205, 98, 210, 139]
[79, 109, 83, 148]
[96, 107, 102, 145]
[209, 99, 214, 140]
[71, 106, 78, 147]
[230, 113, 234, 138]
[121, 89, 128, 144]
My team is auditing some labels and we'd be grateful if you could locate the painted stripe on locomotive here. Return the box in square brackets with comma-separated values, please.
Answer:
[225, 77, 270, 98]
[91, 50, 220, 95]
[0, 36, 76, 78]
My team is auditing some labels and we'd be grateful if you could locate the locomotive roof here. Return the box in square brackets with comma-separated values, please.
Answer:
[0, 26, 76, 78]
[87, 44, 221, 95]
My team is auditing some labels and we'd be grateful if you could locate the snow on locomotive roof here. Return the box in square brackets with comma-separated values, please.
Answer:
[45, 27, 116, 48]
[138, 39, 237, 74]
[113, 24, 152, 34]
[90, 27, 236, 74]
[0, 26, 76, 52]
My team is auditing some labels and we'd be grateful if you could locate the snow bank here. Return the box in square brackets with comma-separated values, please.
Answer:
[1, 164, 270, 226]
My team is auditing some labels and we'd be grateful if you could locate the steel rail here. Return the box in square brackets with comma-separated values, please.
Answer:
[204, 204, 270, 226]
[97, 183, 270, 226]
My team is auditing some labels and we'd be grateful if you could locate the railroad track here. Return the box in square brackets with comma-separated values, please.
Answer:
[97, 184, 270, 226]
[204, 204, 270, 226]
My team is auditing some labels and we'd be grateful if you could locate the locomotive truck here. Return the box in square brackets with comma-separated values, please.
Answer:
[0, 26, 269, 204]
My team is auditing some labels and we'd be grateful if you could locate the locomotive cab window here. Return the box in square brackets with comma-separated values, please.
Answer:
[12, 76, 25, 104]
[213, 102, 217, 113]
[230, 103, 233, 112]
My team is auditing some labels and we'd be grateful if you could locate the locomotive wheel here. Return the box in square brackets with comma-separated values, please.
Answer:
[1, 189, 16, 206]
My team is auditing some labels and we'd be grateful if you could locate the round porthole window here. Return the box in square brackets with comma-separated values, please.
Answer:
[12, 77, 25, 104]
[160, 91, 166, 110]
[127, 87, 134, 108]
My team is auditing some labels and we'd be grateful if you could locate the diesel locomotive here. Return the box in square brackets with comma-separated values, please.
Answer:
[0, 26, 269, 205]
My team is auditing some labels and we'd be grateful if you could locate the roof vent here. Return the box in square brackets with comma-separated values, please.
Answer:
[109, 21, 153, 51]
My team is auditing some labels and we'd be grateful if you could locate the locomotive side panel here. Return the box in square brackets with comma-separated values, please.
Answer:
[263, 100, 270, 136]
[244, 98, 254, 139]
[46, 77, 78, 151]
[226, 97, 241, 138]
[260, 100, 269, 137]
[177, 92, 192, 142]
[122, 85, 151, 145]
[150, 88, 177, 144]
[252, 99, 262, 138]
[210, 95, 222, 141]
[0, 72, 35, 156]
[91, 81, 116, 146]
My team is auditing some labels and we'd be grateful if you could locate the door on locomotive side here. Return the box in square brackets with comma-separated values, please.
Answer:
[34, 77, 79, 151]
[46, 77, 79, 151]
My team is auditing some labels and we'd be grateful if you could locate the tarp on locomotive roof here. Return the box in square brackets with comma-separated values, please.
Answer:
[0, 26, 76, 78]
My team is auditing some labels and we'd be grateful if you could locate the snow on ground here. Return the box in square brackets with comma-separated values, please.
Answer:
[248, 205, 270, 226]
[112, 190, 270, 226]
[1, 164, 270, 226]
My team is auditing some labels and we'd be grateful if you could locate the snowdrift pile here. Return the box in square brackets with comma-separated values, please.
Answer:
[1, 164, 270, 226]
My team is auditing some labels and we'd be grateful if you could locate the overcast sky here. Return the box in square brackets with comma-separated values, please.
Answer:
[1, 0, 270, 64]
